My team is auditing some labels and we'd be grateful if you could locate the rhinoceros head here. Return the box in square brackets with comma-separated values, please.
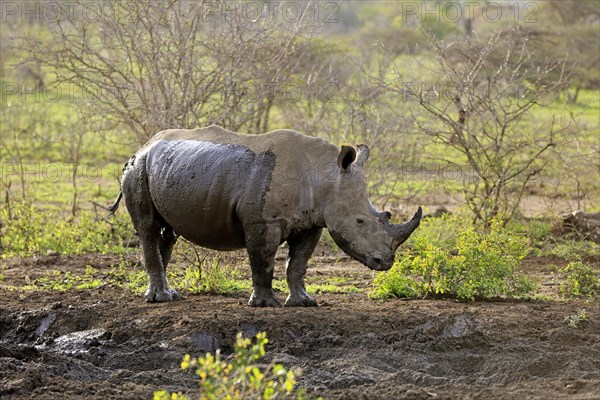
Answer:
[323, 144, 422, 271]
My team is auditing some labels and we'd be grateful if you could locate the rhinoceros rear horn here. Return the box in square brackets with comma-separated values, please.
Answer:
[356, 144, 370, 167]
[388, 207, 423, 249]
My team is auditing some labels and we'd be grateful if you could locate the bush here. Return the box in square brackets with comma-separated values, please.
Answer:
[559, 261, 599, 298]
[0, 200, 132, 257]
[372, 218, 537, 301]
[154, 332, 305, 400]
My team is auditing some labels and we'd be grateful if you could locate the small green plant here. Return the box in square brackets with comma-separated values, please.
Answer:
[563, 308, 588, 328]
[154, 332, 303, 400]
[372, 218, 537, 301]
[559, 261, 599, 298]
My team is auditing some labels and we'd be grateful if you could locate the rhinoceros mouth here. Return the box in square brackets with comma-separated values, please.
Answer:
[366, 255, 394, 271]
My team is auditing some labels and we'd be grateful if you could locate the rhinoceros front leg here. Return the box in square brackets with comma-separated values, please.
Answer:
[284, 227, 322, 307]
[245, 222, 282, 307]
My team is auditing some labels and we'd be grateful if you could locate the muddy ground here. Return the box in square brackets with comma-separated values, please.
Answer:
[1, 252, 599, 400]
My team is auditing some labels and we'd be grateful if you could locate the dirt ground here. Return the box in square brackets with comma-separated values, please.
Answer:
[1, 253, 599, 400]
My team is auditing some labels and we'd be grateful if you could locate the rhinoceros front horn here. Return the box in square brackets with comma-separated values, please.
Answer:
[386, 207, 423, 249]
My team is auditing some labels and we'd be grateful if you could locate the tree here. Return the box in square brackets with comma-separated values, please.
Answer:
[373, 27, 570, 224]
[536, 1, 600, 103]
[17, 0, 321, 142]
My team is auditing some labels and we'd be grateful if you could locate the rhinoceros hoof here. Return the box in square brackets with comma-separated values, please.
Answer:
[145, 287, 180, 303]
[248, 292, 281, 307]
[284, 295, 318, 307]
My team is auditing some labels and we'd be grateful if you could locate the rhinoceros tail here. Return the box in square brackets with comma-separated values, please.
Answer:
[107, 191, 123, 215]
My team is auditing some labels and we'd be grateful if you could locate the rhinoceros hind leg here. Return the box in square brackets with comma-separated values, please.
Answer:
[143, 229, 179, 302]
[159, 224, 177, 272]
[122, 156, 178, 303]
[145, 287, 180, 302]
[284, 295, 317, 307]
[284, 228, 322, 307]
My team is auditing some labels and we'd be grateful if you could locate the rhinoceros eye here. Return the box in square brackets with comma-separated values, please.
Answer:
[356, 218, 365, 225]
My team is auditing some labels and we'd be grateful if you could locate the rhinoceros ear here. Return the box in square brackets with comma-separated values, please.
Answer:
[337, 145, 356, 171]
[356, 144, 370, 167]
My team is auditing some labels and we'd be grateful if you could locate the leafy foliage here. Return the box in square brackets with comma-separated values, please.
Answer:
[559, 262, 599, 298]
[154, 332, 304, 400]
[372, 218, 537, 300]
[0, 199, 132, 258]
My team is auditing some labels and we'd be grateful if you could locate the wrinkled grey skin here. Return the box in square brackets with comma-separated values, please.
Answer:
[108, 125, 422, 307]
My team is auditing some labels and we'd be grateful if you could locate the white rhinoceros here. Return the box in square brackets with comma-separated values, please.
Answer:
[108, 125, 421, 307]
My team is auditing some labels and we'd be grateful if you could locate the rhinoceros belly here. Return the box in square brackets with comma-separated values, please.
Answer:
[145, 139, 275, 250]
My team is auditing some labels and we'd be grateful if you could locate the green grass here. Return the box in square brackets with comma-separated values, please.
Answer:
[2, 256, 363, 299]
[548, 240, 600, 262]
[4, 258, 251, 297]
[306, 283, 361, 294]
[305, 276, 362, 294]
[508, 218, 554, 244]
[0, 200, 133, 258]
[169, 260, 251, 296]
[9, 267, 103, 292]
[537, 89, 600, 125]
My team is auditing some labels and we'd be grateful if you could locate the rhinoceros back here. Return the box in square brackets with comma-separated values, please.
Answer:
[145, 139, 275, 250]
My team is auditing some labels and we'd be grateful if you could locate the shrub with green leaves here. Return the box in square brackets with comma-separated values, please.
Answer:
[0, 200, 132, 257]
[559, 261, 599, 298]
[372, 218, 537, 301]
[154, 332, 304, 400]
